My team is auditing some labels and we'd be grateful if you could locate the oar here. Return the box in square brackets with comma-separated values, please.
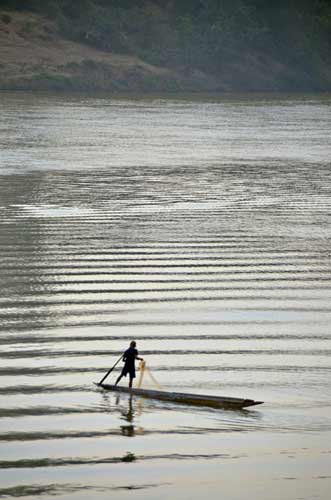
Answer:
[98, 354, 123, 385]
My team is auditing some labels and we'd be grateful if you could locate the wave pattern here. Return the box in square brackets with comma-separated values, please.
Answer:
[0, 93, 331, 498]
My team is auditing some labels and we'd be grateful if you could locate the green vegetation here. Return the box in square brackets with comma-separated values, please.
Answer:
[1, 13, 12, 23]
[2, 0, 331, 90]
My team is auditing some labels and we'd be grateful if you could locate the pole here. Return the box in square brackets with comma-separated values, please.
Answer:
[98, 354, 123, 385]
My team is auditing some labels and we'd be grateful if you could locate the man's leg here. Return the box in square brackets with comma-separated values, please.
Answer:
[129, 376, 133, 388]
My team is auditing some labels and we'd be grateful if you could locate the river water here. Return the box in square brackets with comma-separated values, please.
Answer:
[0, 92, 330, 500]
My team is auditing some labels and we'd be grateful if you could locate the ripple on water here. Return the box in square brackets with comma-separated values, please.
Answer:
[0, 92, 330, 499]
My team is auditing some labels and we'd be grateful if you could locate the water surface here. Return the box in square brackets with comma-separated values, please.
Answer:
[0, 92, 331, 499]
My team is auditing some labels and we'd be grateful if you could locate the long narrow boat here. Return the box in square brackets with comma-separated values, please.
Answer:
[96, 383, 263, 409]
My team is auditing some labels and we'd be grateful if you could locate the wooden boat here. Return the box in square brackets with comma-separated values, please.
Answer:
[95, 383, 263, 409]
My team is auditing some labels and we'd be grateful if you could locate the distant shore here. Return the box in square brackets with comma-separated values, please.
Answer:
[1, 9, 330, 94]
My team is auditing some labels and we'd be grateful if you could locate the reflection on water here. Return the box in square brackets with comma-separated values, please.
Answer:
[0, 91, 331, 499]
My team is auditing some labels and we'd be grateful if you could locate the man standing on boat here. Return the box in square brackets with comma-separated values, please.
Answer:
[115, 341, 143, 388]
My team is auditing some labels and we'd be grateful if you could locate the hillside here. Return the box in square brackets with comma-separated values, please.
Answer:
[1, 1, 331, 92]
[0, 10, 188, 92]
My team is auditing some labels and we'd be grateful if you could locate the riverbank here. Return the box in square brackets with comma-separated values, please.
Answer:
[0, 10, 191, 92]
[1, 9, 331, 93]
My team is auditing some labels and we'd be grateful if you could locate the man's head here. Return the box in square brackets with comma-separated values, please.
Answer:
[130, 340, 136, 348]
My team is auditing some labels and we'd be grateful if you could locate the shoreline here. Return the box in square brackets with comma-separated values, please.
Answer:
[1, 9, 330, 95]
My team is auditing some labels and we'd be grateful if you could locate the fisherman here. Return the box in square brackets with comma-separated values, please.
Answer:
[115, 341, 143, 388]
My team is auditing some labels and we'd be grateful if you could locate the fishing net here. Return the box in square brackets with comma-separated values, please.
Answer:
[137, 360, 162, 389]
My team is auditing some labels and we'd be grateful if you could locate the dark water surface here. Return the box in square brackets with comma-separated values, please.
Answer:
[0, 92, 330, 499]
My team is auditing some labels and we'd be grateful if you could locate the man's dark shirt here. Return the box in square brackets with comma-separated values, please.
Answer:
[121, 347, 138, 377]
[123, 347, 138, 368]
